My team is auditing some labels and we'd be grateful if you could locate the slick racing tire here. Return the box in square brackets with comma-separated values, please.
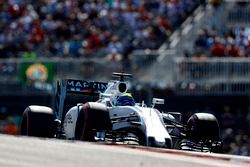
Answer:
[75, 102, 112, 141]
[187, 113, 220, 141]
[20, 105, 56, 138]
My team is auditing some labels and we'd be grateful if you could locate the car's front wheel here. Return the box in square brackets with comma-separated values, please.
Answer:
[187, 113, 220, 141]
[178, 113, 222, 153]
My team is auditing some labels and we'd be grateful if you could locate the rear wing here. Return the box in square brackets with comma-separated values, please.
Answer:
[66, 79, 107, 94]
[55, 79, 107, 121]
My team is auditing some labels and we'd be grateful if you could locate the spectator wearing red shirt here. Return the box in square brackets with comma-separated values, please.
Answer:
[226, 39, 241, 57]
[29, 20, 45, 45]
[2, 117, 18, 135]
[210, 36, 225, 57]
[87, 27, 103, 51]
[156, 15, 172, 31]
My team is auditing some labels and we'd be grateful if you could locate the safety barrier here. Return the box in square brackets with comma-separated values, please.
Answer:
[174, 57, 250, 82]
[174, 57, 250, 95]
[131, 50, 159, 71]
[0, 49, 160, 83]
[2, 56, 250, 95]
[0, 58, 124, 83]
[227, 3, 250, 23]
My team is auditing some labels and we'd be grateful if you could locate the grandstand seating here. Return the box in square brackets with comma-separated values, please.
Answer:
[167, 1, 250, 96]
[0, 0, 199, 59]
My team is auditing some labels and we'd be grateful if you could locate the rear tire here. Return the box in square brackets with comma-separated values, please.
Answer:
[75, 103, 112, 141]
[20, 105, 56, 138]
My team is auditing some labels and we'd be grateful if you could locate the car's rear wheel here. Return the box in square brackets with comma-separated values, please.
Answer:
[20, 105, 56, 138]
[75, 103, 112, 141]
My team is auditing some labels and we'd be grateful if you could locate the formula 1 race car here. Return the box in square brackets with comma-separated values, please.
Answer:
[20, 73, 223, 153]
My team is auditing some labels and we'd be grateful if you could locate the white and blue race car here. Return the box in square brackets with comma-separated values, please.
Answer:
[20, 73, 222, 152]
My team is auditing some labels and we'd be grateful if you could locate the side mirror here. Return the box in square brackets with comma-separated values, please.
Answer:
[152, 98, 165, 105]
[167, 112, 182, 122]
[152, 98, 164, 108]
[99, 93, 113, 107]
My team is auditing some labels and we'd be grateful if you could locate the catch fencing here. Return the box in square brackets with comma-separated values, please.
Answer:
[174, 57, 250, 95]
[0, 58, 124, 83]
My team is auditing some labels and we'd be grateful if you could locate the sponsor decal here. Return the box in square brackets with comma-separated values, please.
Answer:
[19, 62, 54, 83]
[65, 114, 73, 124]
[66, 80, 107, 93]
[25, 63, 48, 82]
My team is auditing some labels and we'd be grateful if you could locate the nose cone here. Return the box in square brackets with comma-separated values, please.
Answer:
[142, 108, 172, 148]
[148, 137, 172, 148]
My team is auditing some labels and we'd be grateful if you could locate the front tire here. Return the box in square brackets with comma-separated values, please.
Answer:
[187, 113, 220, 141]
[180, 113, 223, 153]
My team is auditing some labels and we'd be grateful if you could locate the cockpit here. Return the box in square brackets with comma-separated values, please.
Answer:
[115, 93, 136, 106]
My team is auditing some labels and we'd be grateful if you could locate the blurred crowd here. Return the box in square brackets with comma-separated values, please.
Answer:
[219, 105, 250, 156]
[0, 107, 19, 135]
[191, 27, 250, 58]
[177, 0, 250, 59]
[0, 0, 199, 60]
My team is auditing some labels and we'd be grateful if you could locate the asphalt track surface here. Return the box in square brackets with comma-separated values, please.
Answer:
[0, 134, 249, 167]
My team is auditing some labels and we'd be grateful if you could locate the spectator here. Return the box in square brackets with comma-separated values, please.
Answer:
[106, 48, 123, 62]
[2, 116, 18, 135]
[86, 27, 103, 51]
[0, 0, 200, 58]
[107, 35, 124, 55]
[210, 36, 226, 57]
[235, 28, 248, 47]
[221, 105, 236, 130]
[209, 0, 223, 8]
[190, 27, 250, 59]
[222, 128, 234, 153]
[194, 29, 209, 54]
[230, 130, 249, 156]
[244, 40, 250, 57]
[226, 39, 241, 57]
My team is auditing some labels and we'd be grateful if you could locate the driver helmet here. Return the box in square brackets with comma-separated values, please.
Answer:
[115, 93, 136, 106]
